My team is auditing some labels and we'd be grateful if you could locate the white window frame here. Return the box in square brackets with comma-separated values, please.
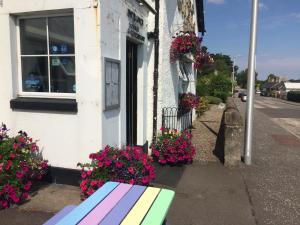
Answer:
[16, 13, 76, 99]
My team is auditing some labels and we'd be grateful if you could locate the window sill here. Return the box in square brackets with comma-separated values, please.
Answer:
[10, 97, 77, 113]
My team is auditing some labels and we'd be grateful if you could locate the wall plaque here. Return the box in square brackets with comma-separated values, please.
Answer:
[127, 9, 145, 42]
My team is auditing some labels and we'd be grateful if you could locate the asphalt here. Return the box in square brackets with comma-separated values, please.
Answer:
[0, 96, 299, 225]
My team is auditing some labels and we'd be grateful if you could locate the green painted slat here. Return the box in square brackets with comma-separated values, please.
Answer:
[141, 189, 175, 225]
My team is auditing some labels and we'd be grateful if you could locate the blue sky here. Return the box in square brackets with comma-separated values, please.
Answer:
[203, 0, 300, 80]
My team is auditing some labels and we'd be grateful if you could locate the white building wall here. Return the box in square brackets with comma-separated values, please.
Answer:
[156, 0, 197, 131]
[0, 0, 102, 169]
[99, 0, 150, 148]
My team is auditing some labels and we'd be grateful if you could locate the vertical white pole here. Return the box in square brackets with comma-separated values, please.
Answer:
[245, 0, 259, 165]
[232, 58, 235, 96]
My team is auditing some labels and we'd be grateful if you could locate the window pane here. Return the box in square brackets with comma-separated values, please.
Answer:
[21, 57, 49, 92]
[48, 16, 74, 54]
[50, 56, 76, 93]
[20, 18, 47, 55]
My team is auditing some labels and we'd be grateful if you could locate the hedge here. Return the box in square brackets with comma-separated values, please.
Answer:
[287, 91, 300, 103]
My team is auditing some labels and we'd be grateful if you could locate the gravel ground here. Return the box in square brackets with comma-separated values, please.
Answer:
[192, 104, 224, 162]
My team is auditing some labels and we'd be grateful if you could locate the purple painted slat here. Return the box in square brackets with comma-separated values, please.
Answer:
[99, 185, 147, 225]
[43, 205, 76, 225]
[78, 183, 132, 225]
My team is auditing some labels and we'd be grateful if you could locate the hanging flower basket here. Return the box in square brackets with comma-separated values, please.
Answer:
[170, 32, 213, 70]
[179, 93, 200, 112]
[170, 32, 201, 63]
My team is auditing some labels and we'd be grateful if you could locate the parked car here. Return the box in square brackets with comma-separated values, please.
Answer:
[241, 94, 247, 102]
[238, 92, 247, 98]
[255, 90, 261, 94]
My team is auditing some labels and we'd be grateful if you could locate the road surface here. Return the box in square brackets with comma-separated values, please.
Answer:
[236, 95, 300, 225]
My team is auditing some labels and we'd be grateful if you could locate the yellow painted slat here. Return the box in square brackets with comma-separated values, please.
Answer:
[120, 187, 161, 225]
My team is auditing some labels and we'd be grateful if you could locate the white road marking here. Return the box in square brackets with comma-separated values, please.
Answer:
[254, 103, 265, 108]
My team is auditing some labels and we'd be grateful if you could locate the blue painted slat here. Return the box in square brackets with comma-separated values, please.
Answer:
[56, 182, 119, 225]
[99, 185, 146, 225]
[43, 205, 76, 225]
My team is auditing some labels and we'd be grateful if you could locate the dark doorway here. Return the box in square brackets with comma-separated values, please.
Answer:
[126, 40, 138, 145]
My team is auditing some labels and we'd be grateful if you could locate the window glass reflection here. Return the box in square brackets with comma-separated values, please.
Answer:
[48, 16, 75, 54]
[21, 57, 49, 92]
[20, 18, 47, 55]
[50, 56, 76, 93]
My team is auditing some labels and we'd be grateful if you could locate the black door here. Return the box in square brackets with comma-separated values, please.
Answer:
[126, 40, 138, 145]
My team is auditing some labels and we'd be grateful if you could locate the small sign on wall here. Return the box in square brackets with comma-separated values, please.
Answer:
[104, 58, 120, 110]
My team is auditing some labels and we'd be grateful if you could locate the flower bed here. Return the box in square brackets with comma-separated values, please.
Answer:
[151, 128, 196, 165]
[0, 124, 48, 209]
[78, 146, 156, 199]
[179, 93, 200, 112]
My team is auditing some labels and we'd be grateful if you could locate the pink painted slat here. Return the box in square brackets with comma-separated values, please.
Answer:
[78, 183, 132, 225]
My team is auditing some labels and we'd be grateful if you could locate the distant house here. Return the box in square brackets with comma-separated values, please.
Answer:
[261, 74, 289, 96]
[277, 82, 300, 99]
[261, 82, 278, 96]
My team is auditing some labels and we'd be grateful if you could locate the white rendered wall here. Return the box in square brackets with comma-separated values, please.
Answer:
[155, 0, 198, 131]
[99, 0, 150, 148]
[0, 0, 102, 169]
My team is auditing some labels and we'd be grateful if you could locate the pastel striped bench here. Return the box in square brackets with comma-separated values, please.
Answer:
[43, 182, 175, 225]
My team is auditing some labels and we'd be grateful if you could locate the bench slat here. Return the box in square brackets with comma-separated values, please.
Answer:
[120, 187, 161, 225]
[99, 185, 147, 225]
[43, 205, 76, 225]
[141, 189, 175, 225]
[56, 182, 119, 225]
[78, 183, 132, 225]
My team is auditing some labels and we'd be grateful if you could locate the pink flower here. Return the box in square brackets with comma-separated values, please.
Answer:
[153, 150, 160, 157]
[16, 171, 24, 179]
[22, 192, 29, 199]
[128, 167, 135, 175]
[116, 161, 123, 168]
[0, 200, 8, 209]
[13, 143, 18, 150]
[158, 159, 167, 165]
[98, 162, 104, 167]
[87, 188, 95, 196]
[5, 160, 13, 171]
[90, 180, 98, 186]
[129, 179, 135, 185]
[81, 172, 87, 179]
[105, 160, 112, 167]
[23, 181, 32, 191]
[142, 176, 149, 184]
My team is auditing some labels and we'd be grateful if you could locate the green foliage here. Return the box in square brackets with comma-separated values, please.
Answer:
[196, 96, 210, 116]
[287, 91, 300, 103]
[210, 74, 231, 93]
[196, 76, 210, 96]
[236, 69, 259, 88]
[206, 96, 223, 105]
[198, 52, 235, 78]
[213, 91, 229, 102]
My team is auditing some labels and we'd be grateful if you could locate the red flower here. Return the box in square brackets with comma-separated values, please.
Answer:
[22, 192, 29, 199]
[142, 176, 149, 184]
[16, 171, 24, 179]
[5, 160, 13, 171]
[116, 161, 123, 168]
[23, 182, 32, 191]
[13, 143, 18, 150]
[128, 167, 134, 174]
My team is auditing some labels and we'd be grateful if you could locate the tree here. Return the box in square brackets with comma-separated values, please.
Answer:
[236, 69, 259, 89]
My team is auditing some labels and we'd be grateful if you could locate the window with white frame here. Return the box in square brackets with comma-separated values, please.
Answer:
[18, 15, 75, 96]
